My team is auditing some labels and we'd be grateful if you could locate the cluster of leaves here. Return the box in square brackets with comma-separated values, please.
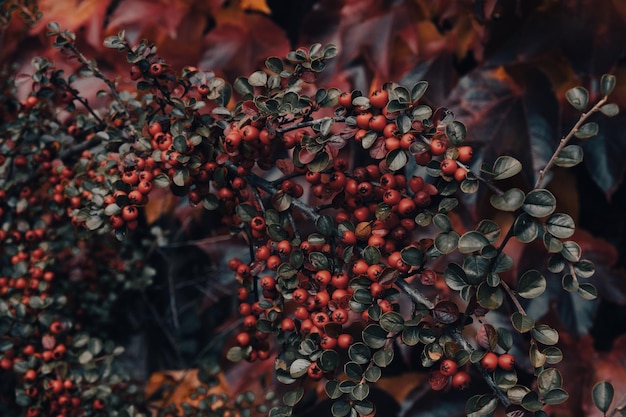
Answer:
[1, 1, 626, 417]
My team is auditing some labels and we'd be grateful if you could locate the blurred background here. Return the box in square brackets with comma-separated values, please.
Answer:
[2, 0, 626, 416]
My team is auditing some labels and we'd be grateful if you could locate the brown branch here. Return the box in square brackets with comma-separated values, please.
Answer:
[534, 95, 608, 189]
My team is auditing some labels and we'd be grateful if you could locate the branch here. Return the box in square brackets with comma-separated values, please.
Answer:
[276, 116, 346, 135]
[534, 95, 608, 189]
[394, 277, 434, 312]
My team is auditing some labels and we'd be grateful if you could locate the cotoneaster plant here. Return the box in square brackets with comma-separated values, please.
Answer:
[0, 15, 623, 417]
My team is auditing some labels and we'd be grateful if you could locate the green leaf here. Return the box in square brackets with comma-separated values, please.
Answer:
[373, 347, 394, 367]
[463, 255, 491, 284]
[351, 383, 370, 401]
[554, 144, 584, 167]
[545, 213, 575, 238]
[265, 57, 283, 74]
[379, 312, 404, 333]
[315, 215, 334, 235]
[434, 231, 459, 254]
[523, 189, 556, 217]
[345, 362, 363, 381]
[79, 350, 93, 365]
[513, 213, 538, 243]
[493, 369, 518, 391]
[517, 270, 546, 299]
[578, 283, 598, 300]
[490, 188, 525, 212]
[601, 74, 616, 96]
[400, 247, 422, 266]
[532, 324, 559, 345]
[521, 390, 544, 412]
[492, 156, 522, 180]
[561, 241, 581, 262]
[445, 121, 467, 146]
[433, 213, 452, 232]
[466, 394, 498, 417]
[348, 342, 372, 365]
[235, 203, 257, 222]
[592, 381, 614, 413]
[362, 325, 387, 349]
[401, 326, 420, 346]
[530, 346, 547, 368]
[543, 347, 563, 364]
[537, 368, 562, 395]
[283, 388, 304, 407]
[411, 81, 429, 102]
[565, 86, 589, 111]
[600, 103, 619, 117]
[544, 234, 563, 253]
[444, 263, 468, 291]
[477, 282, 504, 309]
[412, 104, 432, 120]
[331, 400, 351, 417]
[508, 385, 531, 405]
[325, 380, 342, 399]
[289, 359, 311, 378]
[364, 366, 382, 383]
[544, 388, 569, 405]
[319, 350, 340, 372]
[574, 122, 599, 139]
[511, 312, 534, 333]
[386, 149, 408, 171]
[353, 400, 375, 416]
[458, 231, 490, 254]
[477, 220, 501, 243]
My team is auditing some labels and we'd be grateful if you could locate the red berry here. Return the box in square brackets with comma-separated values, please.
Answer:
[480, 352, 498, 372]
[498, 353, 515, 371]
[452, 371, 471, 390]
[440, 158, 458, 176]
[369, 89, 389, 108]
[440, 359, 458, 377]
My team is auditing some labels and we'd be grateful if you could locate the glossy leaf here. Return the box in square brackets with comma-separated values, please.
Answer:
[601, 74, 616, 96]
[491, 188, 525, 212]
[592, 381, 614, 412]
[545, 213, 575, 238]
[574, 122, 599, 139]
[523, 189, 556, 217]
[517, 270, 547, 299]
[565, 86, 588, 111]
[532, 324, 559, 345]
[493, 156, 522, 180]
[458, 231, 490, 254]
[511, 312, 535, 333]
[554, 145, 583, 167]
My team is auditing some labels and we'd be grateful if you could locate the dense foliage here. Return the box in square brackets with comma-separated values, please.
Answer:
[1, 1, 626, 417]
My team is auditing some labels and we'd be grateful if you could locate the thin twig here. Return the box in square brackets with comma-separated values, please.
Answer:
[275, 116, 346, 134]
[534, 95, 608, 189]
[500, 280, 526, 316]
[395, 277, 434, 310]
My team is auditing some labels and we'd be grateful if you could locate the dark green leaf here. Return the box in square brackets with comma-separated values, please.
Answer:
[362, 325, 387, 349]
[466, 394, 498, 417]
[601, 74, 616, 96]
[319, 350, 340, 372]
[511, 312, 534, 333]
[386, 149, 409, 171]
[577, 283, 598, 300]
[523, 189, 556, 217]
[289, 359, 311, 378]
[545, 213, 575, 238]
[373, 347, 394, 367]
[493, 156, 522, 180]
[315, 215, 334, 235]
[600, 103, 619, 117]
[565, 87, 588, 111]
[490, 188, 525, 212]
[331, 400, 351, 417]
[574, 122, 599, 139]
[434, 231, 459, 254]
[349, 343, 372, 364]
[325, 380, 342, 399]
[521, 390, 543, 412]
[458, 231, 490, 254]
[379, 311, 404, 333]
[517, 270, 546, 299]
[351, 383, 370, 401]
[400, 247, 422, 266]
[446, 121, 467, 146]
[514, 213, 538, 243]
[444, 263, 468, 290]
[592, 381, 614, 412]
[532, 324, 559, 345]
[543, 389, 569, 405]
[283, 388, 304, 407]
[411, 81, 429, 102]
[477, 282, 504, 309]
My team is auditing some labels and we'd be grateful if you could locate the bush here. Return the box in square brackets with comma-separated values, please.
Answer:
[1, 2, 625, 417]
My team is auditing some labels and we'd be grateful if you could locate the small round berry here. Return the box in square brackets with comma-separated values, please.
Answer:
[498, 353, 515, 371]
[440, 359, 458, 377]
